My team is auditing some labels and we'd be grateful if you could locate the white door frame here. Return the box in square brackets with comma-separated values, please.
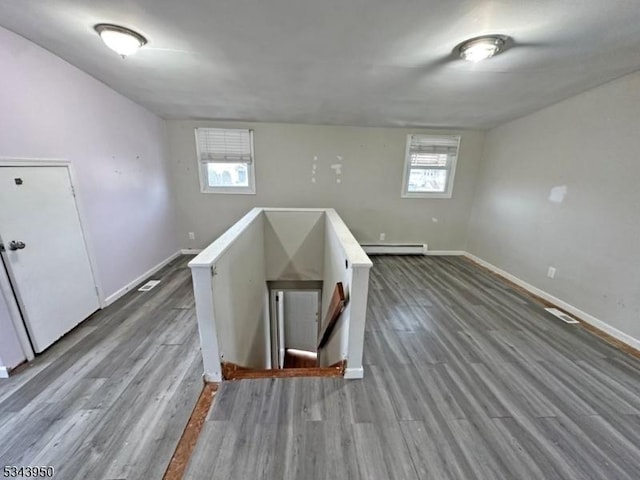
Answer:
[0, 157, 105, 361]
[0, 260, 34, 361]
[269, 286, 322, 368]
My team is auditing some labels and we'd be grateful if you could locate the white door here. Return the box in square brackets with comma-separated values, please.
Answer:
[282, 291, 319, 352]
[0, 165, 100, 352]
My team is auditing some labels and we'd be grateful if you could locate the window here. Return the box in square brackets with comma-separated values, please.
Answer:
[195, 128, 256, 194]
[401, 134, 460, 198]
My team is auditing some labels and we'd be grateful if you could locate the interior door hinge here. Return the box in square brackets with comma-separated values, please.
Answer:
[71, 186, 76, 197]
[211, 266, 217, 277]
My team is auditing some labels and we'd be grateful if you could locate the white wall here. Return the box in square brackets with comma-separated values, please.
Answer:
[467, 70, 640, 343]
[167, 121, 485, 250]
[264, 210, 325, 281]
[0, 27, 179, 370]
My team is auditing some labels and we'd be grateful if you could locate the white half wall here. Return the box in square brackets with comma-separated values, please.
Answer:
[212, 214, 270, 369]
[321, 225, 353, 367]
[189, 209, 270, 379]
[321, 209, 372, 373]
[0, 27, 179, 371]
[190, 208, 371, 380]
[467, 69, 640, 343]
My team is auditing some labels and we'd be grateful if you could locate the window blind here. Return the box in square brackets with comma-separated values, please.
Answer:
[409, 135, 458, 167]
[196, 128, 253, 163]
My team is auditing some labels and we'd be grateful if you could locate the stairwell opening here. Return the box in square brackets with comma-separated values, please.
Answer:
[189, 208, 372, 382]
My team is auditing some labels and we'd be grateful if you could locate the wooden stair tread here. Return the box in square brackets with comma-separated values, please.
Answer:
[284, 348, 318, 368]
[221, 360, 345, 380]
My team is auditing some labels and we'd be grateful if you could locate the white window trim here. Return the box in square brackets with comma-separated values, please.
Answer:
[195, 128, 256, 195]
[401, 134, 460, 199]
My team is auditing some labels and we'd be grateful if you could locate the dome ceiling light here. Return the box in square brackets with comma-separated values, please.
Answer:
[94, 24, 147, 58]
[458, 35, 508, 62]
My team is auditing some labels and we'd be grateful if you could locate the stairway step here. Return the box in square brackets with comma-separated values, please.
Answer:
[221, 360, 345, 380]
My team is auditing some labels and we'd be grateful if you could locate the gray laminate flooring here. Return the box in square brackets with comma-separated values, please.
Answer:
[0, 256, 202, 480]
[185, 255, 640, 480]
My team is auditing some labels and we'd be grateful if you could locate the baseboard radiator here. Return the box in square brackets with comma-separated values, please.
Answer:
[360, 243, 428, 255]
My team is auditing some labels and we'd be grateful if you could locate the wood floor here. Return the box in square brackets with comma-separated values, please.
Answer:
[185, 255, 640, 480]
[2, 255, 640, 479]
[0, 256, 202, 480]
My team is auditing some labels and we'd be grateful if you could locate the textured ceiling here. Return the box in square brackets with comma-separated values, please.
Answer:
[2, 0, 640, 128]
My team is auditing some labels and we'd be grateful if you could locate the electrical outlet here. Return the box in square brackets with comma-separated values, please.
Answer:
[188, 232, 195, 240]
[547, 266, 556, 279]
[379, 233, 386, 241]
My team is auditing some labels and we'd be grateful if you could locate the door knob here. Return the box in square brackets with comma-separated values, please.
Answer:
[8, 241, 26, 251]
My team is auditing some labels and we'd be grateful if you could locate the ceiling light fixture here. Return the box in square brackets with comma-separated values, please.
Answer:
[459, 35, 507, 62]
[94, 24, 147, 58]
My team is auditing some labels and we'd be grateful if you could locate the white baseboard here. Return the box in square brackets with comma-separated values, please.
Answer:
[104, 250, 182, 306]
[361, 244, 427, 255]
[0, 367, 9, 379]
[344, 367, 364, 379]
[425, 250, 465, 256]
[181, 249, 203, 255]
[464, 252, 640, 352]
